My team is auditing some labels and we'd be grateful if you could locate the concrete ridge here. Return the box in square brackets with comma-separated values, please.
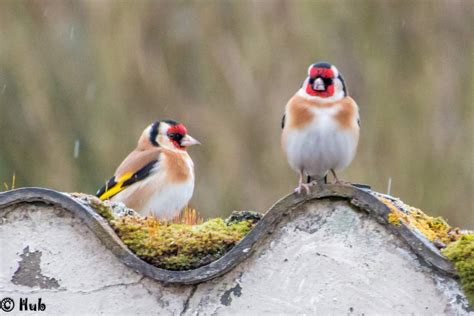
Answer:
[0, 185, 455, 285]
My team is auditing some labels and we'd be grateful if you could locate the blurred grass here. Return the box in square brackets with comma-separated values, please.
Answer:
[0, 0, 472, 227]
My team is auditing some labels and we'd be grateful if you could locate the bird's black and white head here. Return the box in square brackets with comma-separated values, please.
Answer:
[140, 120, 200, 151]
[299, 62, 347, 103]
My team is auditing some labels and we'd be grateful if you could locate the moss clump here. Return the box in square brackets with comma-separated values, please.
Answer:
[442, 235, 474, 307]
[70, 193, 261, 270]
[111, 216, 255, 270]
[88, 198, 114, 221]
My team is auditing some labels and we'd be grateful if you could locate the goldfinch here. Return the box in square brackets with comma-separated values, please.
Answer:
[96, 120, 200, 219]
[281, 62, 360, 194]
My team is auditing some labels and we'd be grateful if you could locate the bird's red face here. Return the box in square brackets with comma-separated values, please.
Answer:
[166, 123, 200, 150]
[167, 124, 188, 150]
[305, 65, 336, 98]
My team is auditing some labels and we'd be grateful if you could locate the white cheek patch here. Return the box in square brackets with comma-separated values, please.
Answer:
[334, 78, 344, 94]
[159, 123, 169, 135]
[331, 65, 339, 78]
[301, 77, 309, 89]
[157, 135, 172, 148]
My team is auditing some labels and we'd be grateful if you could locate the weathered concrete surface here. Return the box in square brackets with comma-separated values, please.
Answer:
[0, 200, 471, 315]
[0, 204, 191, 315]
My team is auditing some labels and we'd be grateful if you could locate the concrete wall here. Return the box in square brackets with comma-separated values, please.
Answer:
[0, 197, 471, 315]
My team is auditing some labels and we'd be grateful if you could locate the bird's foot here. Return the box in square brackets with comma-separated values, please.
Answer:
[330, 169, 351, 186]
[294, 182, 312, 195]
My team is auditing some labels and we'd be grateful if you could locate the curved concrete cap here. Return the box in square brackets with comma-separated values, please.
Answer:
[0, 186, 471, 314]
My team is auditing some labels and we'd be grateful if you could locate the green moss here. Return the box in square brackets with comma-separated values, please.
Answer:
[70, 193, 261, 270]
[442, 234, 474, 307]
[89, 198, 114, 222]
[111, 216, 255, 270]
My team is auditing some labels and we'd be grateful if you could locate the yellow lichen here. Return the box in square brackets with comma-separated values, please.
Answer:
[387, 211, 402, 226]
[377, 196, 461, 246]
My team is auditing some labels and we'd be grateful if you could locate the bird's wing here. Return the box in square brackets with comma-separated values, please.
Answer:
[96, 148, 162, 200]
[281, 113, 286, 129]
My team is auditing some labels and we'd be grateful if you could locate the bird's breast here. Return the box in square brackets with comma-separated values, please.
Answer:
[162, 151, 194, 184]
[285, 94, 359, 132]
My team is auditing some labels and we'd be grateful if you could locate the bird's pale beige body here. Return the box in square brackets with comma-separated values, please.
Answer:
[111, 149, 194, 219]
[282, 92, 359, 180]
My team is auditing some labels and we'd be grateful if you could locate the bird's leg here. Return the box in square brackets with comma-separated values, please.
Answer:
[330, 169, 340, 183]
[330, 169, 350, 185]
[295, 171, 312, 194]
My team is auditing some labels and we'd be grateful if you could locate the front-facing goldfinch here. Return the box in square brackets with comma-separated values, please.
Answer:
[96, 120, 200, 220]
[281, 62, 360, 194]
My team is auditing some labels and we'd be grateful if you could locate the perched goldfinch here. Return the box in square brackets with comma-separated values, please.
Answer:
[96, 120, 200, 219]
[281, 62, 360, 194]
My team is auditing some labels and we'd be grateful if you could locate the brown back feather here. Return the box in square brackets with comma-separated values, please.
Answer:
[115, 147, 162, 179]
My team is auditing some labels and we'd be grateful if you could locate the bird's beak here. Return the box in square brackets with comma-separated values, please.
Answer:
[180, 134, 201, 147]
[313, 77, 326, 91]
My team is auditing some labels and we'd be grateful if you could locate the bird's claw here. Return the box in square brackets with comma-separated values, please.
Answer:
[294, 183, 312, 195]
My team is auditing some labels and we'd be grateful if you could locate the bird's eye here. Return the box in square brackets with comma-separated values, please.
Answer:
[323, 78, 333, 85]
[168, 133, 183, 142]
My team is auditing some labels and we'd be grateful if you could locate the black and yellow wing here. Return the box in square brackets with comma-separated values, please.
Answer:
[96, 159, 158, 200]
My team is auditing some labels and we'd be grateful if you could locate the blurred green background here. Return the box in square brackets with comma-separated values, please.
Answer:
[0, 1, 472, 227]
